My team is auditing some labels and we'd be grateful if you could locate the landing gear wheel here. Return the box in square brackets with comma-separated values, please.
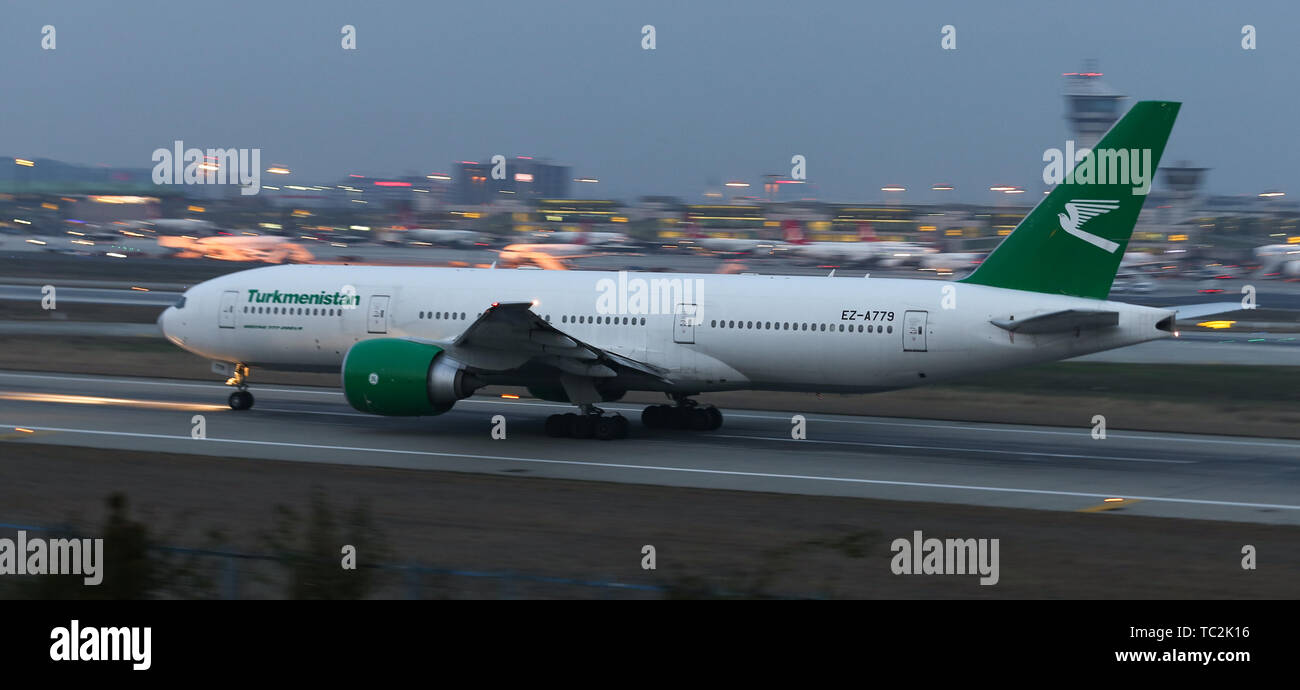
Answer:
[704, 406, 723, 431]
[545, 414, 569, 437]
[569, 414, 596, 439]
[687, 407, 713, 431]
[642, 399, 723, 432]
[594, 416, 621, 441]
[642, 405, 667, 429]
[224, 363, 254, 410]
[228, 390, 254, 410]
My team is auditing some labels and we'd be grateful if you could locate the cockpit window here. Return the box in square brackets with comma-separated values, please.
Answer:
[174, 296, 187, 309]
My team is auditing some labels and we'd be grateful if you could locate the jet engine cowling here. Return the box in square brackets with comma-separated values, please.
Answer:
[342, 338, 482, 416]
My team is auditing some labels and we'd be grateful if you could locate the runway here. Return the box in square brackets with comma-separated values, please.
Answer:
[2, 370, 1298, 526]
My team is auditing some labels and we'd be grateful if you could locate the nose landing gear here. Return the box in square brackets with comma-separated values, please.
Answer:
[225, 364, 254, 410]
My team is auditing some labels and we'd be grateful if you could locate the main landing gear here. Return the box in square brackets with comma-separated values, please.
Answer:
[641, 395, 723, 431]
[545, 404, 630, 440]
[226, 363, 254, 411]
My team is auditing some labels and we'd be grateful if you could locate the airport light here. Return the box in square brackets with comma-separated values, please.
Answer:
[574, 177, 599, 183]
[1258, 191, 1286, 198]
[881, 185, 906, 192]
[930, 184, 954, 191]
[427, 173, 451, 181]
[724, 181, 750, 188]
[989, 185, 1016, 192]
[1003, 187, 1026, 194]
[266, 166, 291, 175]
[14, 158, 34, 167]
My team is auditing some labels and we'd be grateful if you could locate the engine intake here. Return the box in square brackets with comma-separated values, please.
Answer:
[342, 338, 481, 416]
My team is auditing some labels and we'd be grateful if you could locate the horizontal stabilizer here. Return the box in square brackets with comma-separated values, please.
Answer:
[1165, 302, 1243, 321]
[991, 309, 1119, 334]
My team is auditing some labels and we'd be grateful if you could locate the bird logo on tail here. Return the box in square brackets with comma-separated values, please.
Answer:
[1058, 200, 1121, 253]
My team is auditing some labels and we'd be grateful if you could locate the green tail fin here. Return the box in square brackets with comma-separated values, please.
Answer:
[959, 100, 1180, 299]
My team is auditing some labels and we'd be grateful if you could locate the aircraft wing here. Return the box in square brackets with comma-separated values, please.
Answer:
[990, 309, 1119, 334]
[414, 301, 670, 382]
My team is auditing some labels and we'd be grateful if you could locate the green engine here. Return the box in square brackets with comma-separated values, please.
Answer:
[341, 338, 482, 416]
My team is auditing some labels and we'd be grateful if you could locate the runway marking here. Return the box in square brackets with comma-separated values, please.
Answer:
[1079, 498, 1142, 513]
[4, 422, 1299, 513]
[4, 371, 1299, 450]
[710, 434, 1195, 464]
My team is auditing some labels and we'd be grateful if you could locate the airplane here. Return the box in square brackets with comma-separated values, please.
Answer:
[679, 223, 784, 254]
[537, 229, 633, 248]
[157, 235, 314, 263]
[1253, 244, 1300, 278]
[494, 242, 603, 270]
[782, 221, 936, 267]
[158, 100, 1224, 441]
[403, 228, 492, 248]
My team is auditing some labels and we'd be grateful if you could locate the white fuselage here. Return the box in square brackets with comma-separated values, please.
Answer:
[158, 265, 1174, 394]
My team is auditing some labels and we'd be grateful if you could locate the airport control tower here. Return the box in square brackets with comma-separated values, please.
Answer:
[1063, 61, 1125, 151]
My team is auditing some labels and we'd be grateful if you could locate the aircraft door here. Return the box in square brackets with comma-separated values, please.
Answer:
[367, 295, 390, 334]
[903, 310, 928, 352]
[218, 290, 239, 328]
[674, 303, 697, 344]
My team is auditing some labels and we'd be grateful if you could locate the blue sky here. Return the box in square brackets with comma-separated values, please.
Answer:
[3, 0, 1296, 201]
